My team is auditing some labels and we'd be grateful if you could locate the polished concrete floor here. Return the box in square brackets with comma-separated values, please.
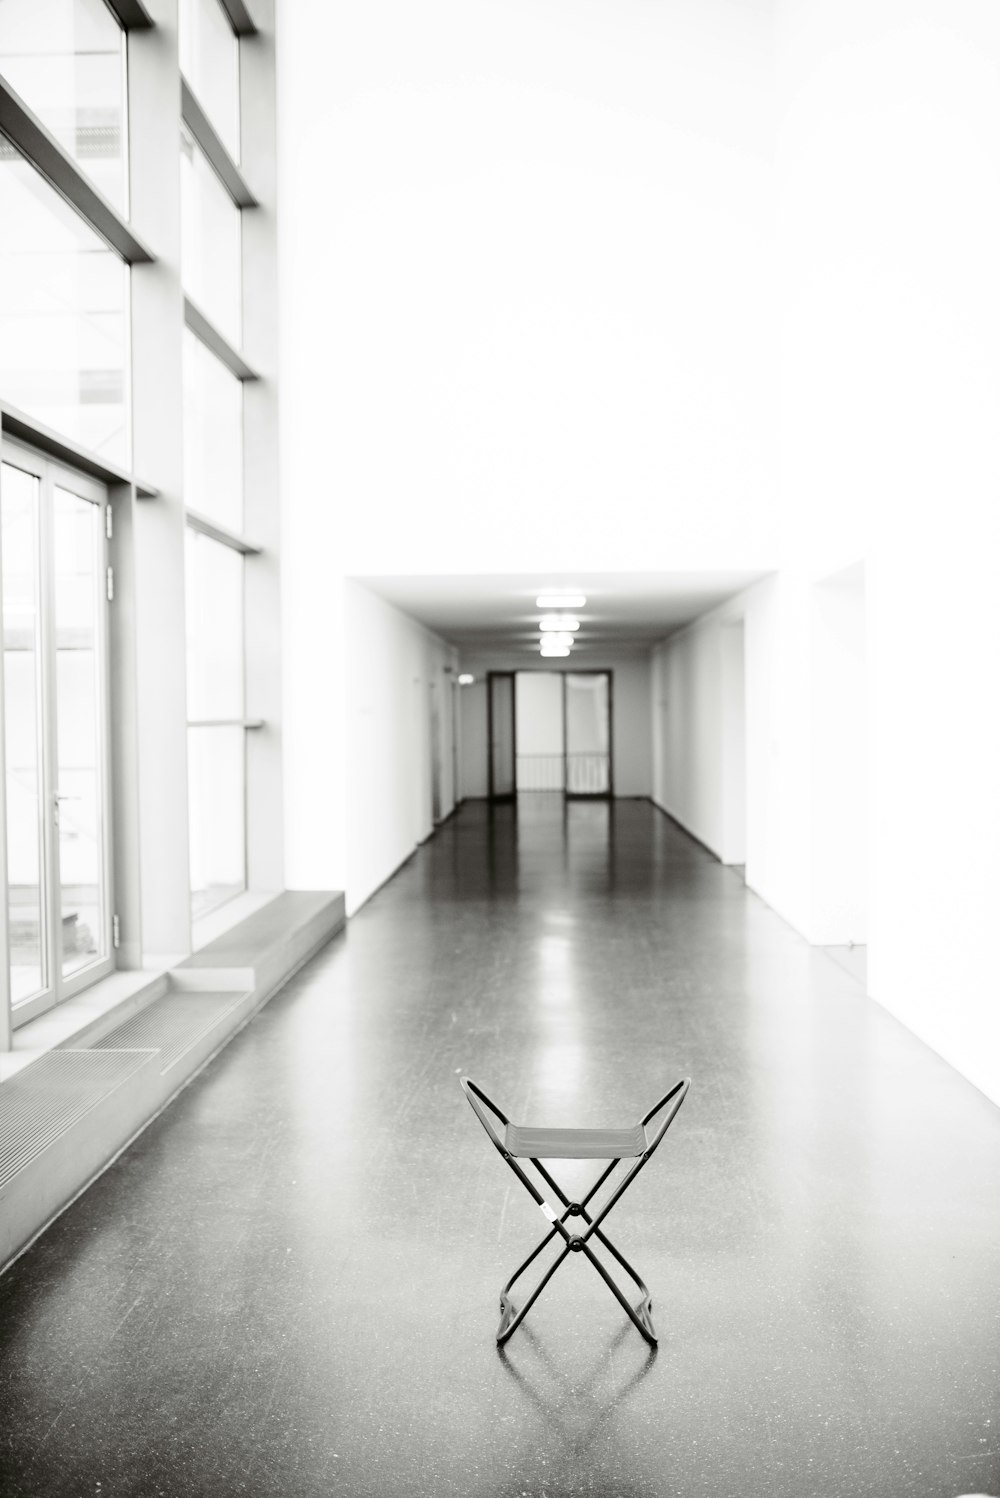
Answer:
[1, 797, 999, 1498]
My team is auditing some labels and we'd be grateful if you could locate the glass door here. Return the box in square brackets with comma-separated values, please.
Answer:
[1, 443, 113, 1027]
[564, 671, 612, 797]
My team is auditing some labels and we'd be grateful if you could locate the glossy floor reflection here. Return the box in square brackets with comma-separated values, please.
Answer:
[2, 797, 999, 1497]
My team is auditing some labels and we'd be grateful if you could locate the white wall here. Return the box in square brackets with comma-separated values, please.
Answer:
[654, 623, 724, 856]
[810, 565, 866, 945]
[774, 0, 1000, 1102]
[281, 577, 457, 916]
[276, 0, 776, 581]
[652, 568, 869, 940]
[605, 656, 652, 797]
[742, 572, 815, 939]
[657, 535, 999, 1110]
[458, 652, 653, 798]
[652, 603, 750, 867]
[342, 581, 458, 914]
[720, 621, 746, 866]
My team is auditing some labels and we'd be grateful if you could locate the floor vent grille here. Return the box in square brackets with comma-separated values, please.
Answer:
[87, 990, 248, 1074]
[0, 1050, 153, 1192]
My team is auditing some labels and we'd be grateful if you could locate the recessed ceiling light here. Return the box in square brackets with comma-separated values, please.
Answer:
[536, 593, 586, 610]
[539, 631, 574, 648]
[539, 615, 580, 632]
[539, 643, 571, 657]
[458, 673, 475, 685]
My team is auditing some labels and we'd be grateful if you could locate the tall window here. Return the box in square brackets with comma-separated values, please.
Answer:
[0, 3, 129, 1027]
[182, 329, 243, 531]
[0, 140, 130, 467]
[179, 0, 254, 923]
[185, 529, 246, 920]
[178, 0, 240, 161]
[0, 0, 129, 211]
[180, 124, 241, 348]
[0, 0, 276, 1039]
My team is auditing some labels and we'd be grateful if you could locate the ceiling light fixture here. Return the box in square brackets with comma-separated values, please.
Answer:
[539, 643, 571, 658]
[537, 593, 586, 610]
[458, 673, 475, 685]
[539, 631, 574, 649]
[539, 615, 580, 632]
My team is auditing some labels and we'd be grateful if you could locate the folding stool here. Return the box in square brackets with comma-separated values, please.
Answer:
[461, 1075, 690, 1346]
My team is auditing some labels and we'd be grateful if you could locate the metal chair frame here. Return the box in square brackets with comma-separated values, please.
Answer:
[461, 1075, 690, 1346]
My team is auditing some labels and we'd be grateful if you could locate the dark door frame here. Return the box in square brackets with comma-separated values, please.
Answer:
[487, 670, 517, 802]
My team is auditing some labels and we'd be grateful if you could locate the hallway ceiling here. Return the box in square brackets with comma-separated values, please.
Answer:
[358, 570, 768, 657]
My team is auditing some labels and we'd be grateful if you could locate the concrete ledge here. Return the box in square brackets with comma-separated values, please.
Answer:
[0, 890, 346, 1274]
[177, 890, 344, 973]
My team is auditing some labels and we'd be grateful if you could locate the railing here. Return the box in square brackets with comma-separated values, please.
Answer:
[566, 752, 610, 795]
[516, 753, 565, 791]
[515, 753, 610, 794]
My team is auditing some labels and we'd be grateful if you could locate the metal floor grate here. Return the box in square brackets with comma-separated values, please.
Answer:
[0, 1050, 154, 1192]
[88, 989, 248, 1074]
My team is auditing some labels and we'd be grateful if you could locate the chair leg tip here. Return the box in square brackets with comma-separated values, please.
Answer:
[635, 1294, 658, 1344]
[496, 1293, 517, 1342]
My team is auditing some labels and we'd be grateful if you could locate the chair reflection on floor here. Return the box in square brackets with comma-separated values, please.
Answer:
[492, 1318, 661, 1498]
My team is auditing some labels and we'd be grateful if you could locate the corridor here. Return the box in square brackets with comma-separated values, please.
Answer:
[1, 798, 998, 1498]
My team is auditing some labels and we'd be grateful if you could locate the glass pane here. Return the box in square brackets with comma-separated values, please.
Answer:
[182, 329, 243, 530]
[53, 486, 105, 979]
[187, 725, 245, 920]
[565, 673, 610, 795]
[514, 671, 565, 791]
[178, 0, 240, 162]
[0, 0, 128, 212]
[180, 124, 242, 348]
[0, 140, 129, 467]
[185, 529, 243, 721]
[1, 462, 47, 1005]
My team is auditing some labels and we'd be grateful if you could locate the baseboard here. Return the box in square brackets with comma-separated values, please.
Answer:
[647, 797, 723, 863]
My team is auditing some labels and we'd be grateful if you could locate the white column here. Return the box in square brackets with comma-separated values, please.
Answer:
[126, 2, 192, 961]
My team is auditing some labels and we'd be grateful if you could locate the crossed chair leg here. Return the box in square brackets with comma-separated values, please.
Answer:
[496, 1156, 657, 1346]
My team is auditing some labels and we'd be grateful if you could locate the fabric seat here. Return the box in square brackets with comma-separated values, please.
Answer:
[504, 1123, 646, 1159]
